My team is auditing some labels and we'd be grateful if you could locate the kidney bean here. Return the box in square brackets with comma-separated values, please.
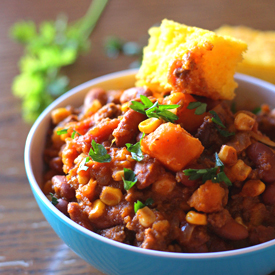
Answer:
[84, 88, 108, 108]
[214, 219, 248, 241]
[120, 87, 153, 104]
[56, 199, 68, 216]
[246, 142, 275, 183]
[262, 182, 275, 205]
[52, 175, 75, 200]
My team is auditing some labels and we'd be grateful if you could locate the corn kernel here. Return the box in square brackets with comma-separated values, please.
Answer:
[88, 199, 105, 219]
[218, 145, 237, 166]
[186, 211, 207, 225]
[152, 176, 176, 195]
[100, 186, 123, 206]
[121, 102, 130, 113]
[138, 117, 162, 134]
[78, 174, 89, 185]
[241, 179, 266, 197]
[51, 108, 71, 124]
[85, 99, 102, 116]
[136, 206, 156, 227]
[234, 113, 255, 131]
[112, 170, 124, 181]
[230, 159, 252, 181]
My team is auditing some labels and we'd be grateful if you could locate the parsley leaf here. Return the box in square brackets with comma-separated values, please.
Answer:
[57, 128, 81, 139]
[130, 95, 180, 123]
[209, 110, 235, 137]
[252, 106, 261, 114]
[209, 110, 225, 128]
[10, 0, 109, 123]
[71, 130, 81, 139]
[134, 198, 154, 213]
[57, 128, 68, 135]
[187, 102, 207, 115]
[123, 168, 137, 190]
[77, 157, 90, 173]
[89, 140, 111, 163]
[49, 193, 58, 206]
[183, 152, 232, 186]
[126, 133, 145, 161]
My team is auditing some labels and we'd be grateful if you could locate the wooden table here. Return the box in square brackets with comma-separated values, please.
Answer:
[1, 0, 275, 274]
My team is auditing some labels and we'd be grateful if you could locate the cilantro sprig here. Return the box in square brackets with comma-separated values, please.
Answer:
[183, 153, 232, 186]
[187, 101, 207, 115]
[122, 168, 137, 190]
[130, 95, 180, 123]
[126, 133, 145, 161]
[209, 110, 235, 137]
[134, 198, 154, 213]
[10, 0, 109, 123]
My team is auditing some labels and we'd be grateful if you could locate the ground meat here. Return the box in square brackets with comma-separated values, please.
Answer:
[68, 202, 94, 231]
[134, 155, 165, 189]
[99, 225, 127, 243]
[93, 103, 121, 123]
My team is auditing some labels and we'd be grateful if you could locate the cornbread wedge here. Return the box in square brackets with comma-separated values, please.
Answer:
[136, 19, 247, 100]
[215, 25, 275, 84]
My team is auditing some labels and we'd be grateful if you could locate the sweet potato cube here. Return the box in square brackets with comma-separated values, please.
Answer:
[141, 122, 204, 171]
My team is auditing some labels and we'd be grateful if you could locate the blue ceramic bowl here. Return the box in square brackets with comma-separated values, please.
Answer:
[25, 69, 275, 275]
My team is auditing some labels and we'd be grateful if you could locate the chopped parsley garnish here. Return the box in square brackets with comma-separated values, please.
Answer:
[126, 133, 145, 161]
[88, 140, 111, 163]
[183, 152, 232, 186]
[209, 110, 235, 137]
[252, 106, 261, 114]
[130, 95, 179, 123]
[187, 101, 207, 115]
[71, 130, 81, 139]
[209, 110, 225, 128]
[57, 128, 81, 139]
[77, 157, 90, 173]
[122, 168, 137, 190]
[49, 193, 58, 206]
[134, 198, 154, 213]
[57, 128, 69, 135]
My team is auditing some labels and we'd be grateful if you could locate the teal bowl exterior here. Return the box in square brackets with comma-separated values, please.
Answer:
[25, 69, 275, 275]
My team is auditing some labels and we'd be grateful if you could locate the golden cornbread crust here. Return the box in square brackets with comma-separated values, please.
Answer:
[215, 25, 275, 85]
[136, 19, 247, 100]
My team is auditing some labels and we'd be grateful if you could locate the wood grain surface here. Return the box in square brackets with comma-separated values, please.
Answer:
[1, 0, 275, 274]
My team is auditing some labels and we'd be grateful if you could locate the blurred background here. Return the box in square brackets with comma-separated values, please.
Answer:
[1, 0, 275, 274]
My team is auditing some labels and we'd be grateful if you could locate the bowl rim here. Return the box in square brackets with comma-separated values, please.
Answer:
[25, 69, 275, 259]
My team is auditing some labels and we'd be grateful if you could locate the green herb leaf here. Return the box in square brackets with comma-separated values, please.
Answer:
[134, 198, 154, 213]
[252, 106, 261, 114]
[209, 110, 235, 137]
[187, 102, 207, 115]
[77, 157, 90, 173]
[183, 153, 232, 186]
[216, 128, 235, 137]
[10, 0, 109, 123]
[130, 95, 179, 123]
[123, 168, 137, 190]
[126, 133, 145, 161]
[57, 128, 68, 135]
[89, 140, 111, 163]
[209, 110, 225, 128]
[49, 192, 58, 206]
[71, 130, 81, 139]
